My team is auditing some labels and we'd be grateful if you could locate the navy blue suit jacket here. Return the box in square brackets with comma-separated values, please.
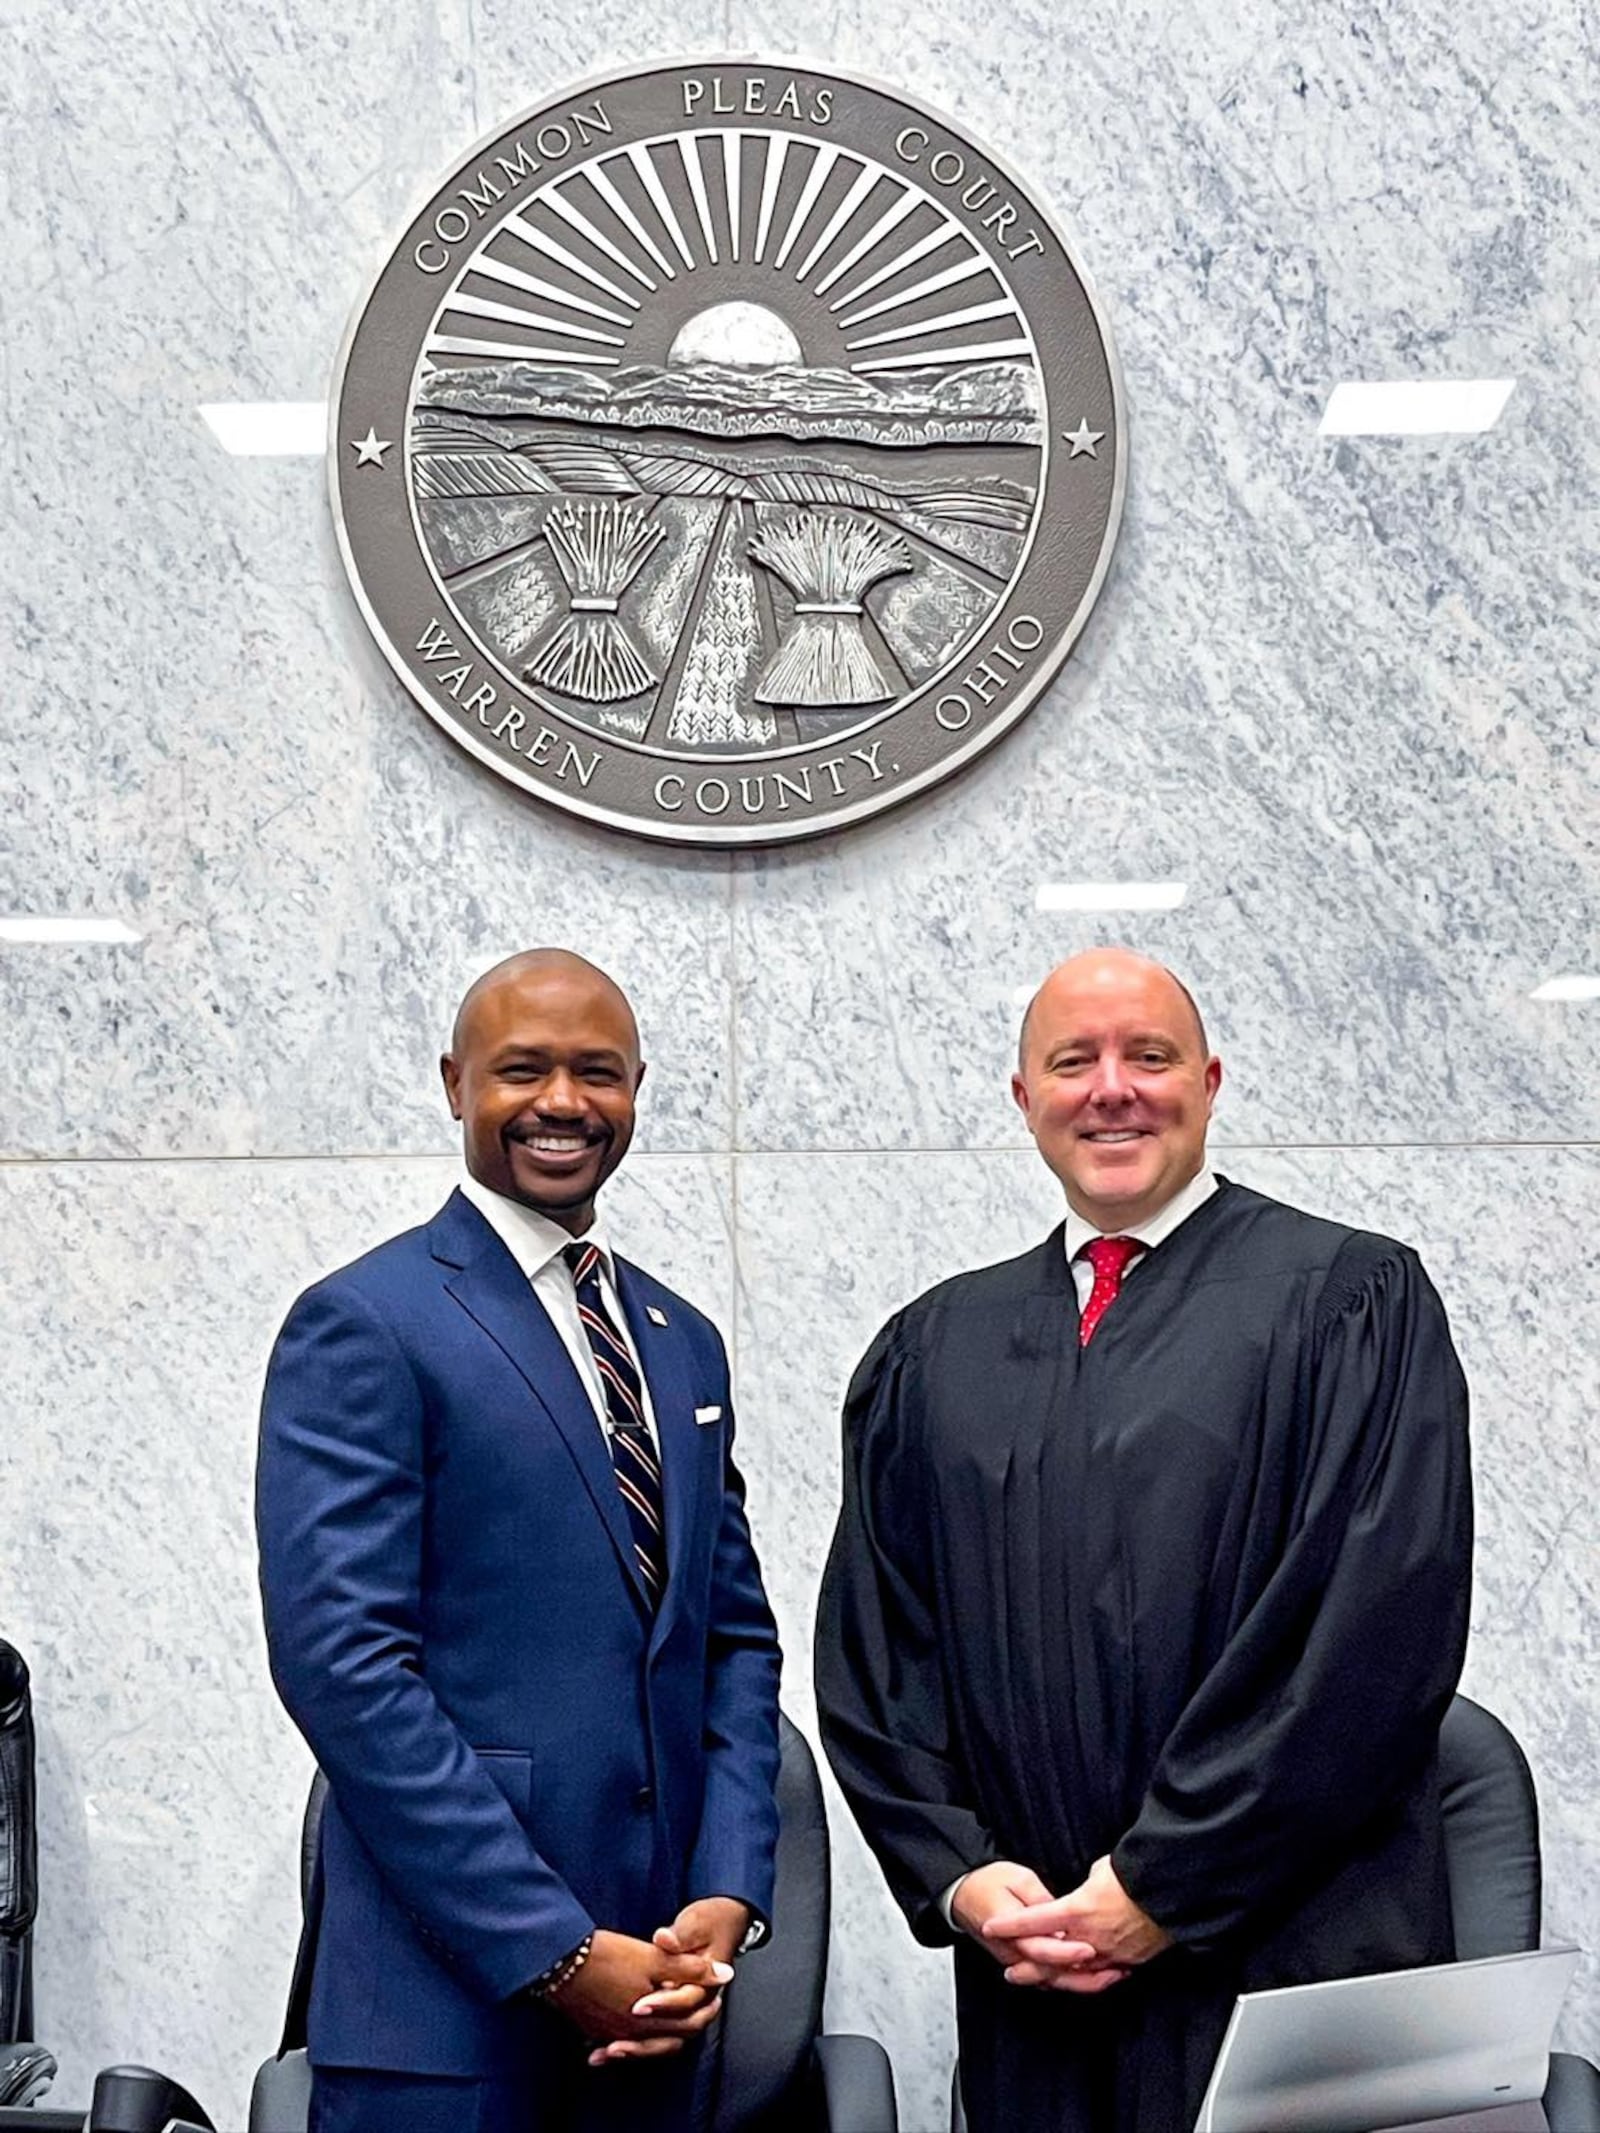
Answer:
[256, 1190, 781, 2077]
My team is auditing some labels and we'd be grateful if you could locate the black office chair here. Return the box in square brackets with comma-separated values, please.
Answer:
[0, 2064, 217, 2132]
[1439, 1695, 1600, 2128]
[0, 1639, 53, 2114]
[0, 1641, 38, 2054]
[0, 1642, 216, 2131]
[251, 1712, 897, 2131]
[951, 1694, 1600, 2130]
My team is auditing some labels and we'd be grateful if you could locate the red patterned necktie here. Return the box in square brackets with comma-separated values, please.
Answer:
[1078, 1235, 1143, 1347]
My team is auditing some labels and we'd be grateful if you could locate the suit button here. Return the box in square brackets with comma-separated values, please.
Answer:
[634, 1785, 655, 1810]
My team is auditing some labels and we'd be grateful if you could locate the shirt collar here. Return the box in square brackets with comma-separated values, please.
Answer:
[1063, 1167, 1218, 1267]
[459, 1172, 614, 1286]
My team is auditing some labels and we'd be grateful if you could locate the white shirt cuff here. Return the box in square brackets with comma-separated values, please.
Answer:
[939, 1872, 971, 1929]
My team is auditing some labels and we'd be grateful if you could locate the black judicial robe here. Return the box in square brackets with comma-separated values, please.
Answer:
[815, 1180, 1473, 2133]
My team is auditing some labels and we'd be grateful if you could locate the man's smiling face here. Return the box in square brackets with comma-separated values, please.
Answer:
[1012, 951, 1221, 1231]
[441, 953, 645, 1235]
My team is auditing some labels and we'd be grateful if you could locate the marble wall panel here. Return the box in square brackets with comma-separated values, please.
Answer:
[1, 449, 736, 1163]
[725, 1, 1599, 1154]
[10, 0, 1595, 1166]
[733, 1142, 1600, 2130]
[0, 1152, 734, 2125]
[4, 2, 739, 1164]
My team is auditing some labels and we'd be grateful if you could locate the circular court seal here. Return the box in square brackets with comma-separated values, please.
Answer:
[330, 60, 1125, 845]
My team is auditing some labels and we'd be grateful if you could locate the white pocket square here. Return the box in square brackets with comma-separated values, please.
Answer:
[694, 1404, 723, 1426]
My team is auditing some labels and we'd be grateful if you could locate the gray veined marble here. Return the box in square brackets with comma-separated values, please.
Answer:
[5, 0, 1599, 2129]
[725, 1, 1600, 1155]
[8, 0, 1596, 1162]
[1, 530, 738, 1160]
[3, 3, 740, 1166]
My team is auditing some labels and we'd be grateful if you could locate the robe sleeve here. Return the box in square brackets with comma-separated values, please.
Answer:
[815, 1316, 1000, 1945]
[1112, 1238, 1472, 1947]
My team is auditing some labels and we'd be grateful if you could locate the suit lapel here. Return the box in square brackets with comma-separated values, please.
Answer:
[430, 1192, 649, 1613]
[614, 1258, 700, 1641]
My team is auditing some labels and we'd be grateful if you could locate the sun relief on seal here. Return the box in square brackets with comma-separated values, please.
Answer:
[407, 124, 1046, 755]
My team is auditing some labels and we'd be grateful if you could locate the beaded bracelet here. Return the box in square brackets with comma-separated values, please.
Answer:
[532, 1933, 594, 2001]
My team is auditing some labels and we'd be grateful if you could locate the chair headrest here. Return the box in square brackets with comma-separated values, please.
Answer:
[0, 1644, 29, 1728]
[301, 1771, 329, 1910]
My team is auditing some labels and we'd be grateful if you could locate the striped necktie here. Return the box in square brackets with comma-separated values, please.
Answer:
[1078, 1234, 1143, 1346]
[563, 1241, 666, 1606]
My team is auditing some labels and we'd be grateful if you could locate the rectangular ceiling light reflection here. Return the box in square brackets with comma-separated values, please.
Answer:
[0, 917, 144, 945]
[1530, 975, 1600, 1002]
[1318, 381, 1515, 436]
[1035, 883, 1188, 913]
[199, 402, 328, 455]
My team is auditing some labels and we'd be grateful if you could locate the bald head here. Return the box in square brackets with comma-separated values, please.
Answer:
[450, 948, 639, 1063]
[441, 949, 645, 1234]
[1011, 949, 1221, 1230]
[1018, 950, 1207, 1074]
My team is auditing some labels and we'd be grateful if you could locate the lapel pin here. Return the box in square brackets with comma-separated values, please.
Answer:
[645, 1304, 668, 1326]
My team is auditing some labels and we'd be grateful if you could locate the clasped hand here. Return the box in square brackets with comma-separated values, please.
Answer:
[953, 1856, 1171, 1993]
[549, 1898, 749, 2067]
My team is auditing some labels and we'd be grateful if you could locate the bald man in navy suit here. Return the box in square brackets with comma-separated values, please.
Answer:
[258, 951, 781, 2133]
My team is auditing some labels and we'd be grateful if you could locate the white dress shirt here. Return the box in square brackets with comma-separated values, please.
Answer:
[1063, 1166, 1219, 1305]
[458, 1174, 660, 1453]
[940, 1165, 1219, 1928]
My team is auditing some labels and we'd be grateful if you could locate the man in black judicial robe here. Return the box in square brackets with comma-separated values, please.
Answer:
[815, 949, 1473, 2133]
